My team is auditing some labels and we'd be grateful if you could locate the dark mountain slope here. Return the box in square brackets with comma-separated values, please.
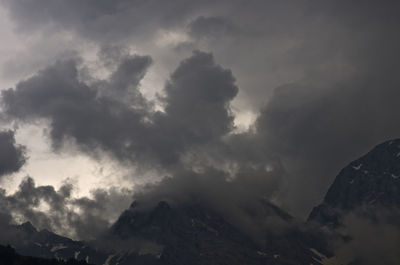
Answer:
[2, 200, 325, 265]
[1, 221, 108, 265]
[309, 139, 400, 227]
[106, 200, 324, 265]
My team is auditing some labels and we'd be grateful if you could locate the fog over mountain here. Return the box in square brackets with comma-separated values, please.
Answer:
[0, 1, 399, 264]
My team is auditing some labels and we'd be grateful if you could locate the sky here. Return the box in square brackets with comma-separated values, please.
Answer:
[0, 0, 400, 240]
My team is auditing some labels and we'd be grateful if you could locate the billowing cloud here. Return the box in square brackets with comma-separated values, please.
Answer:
[2, 54, 151, 163]
[1, 50, 239, 168]
[152, 51, 238, 164]
[0, 176, 133, 240]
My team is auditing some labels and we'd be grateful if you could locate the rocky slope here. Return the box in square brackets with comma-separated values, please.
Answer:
[309, 139, 400, 227]
[4, 221, 108, 265]
[105, 200, 324, 265]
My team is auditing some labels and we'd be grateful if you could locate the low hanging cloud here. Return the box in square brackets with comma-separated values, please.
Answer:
[128, 164, 290, 244]
[0, 130, 26, 179]
[0, 176, 133, 240]
[0, 167, 287, 242]
[326, 210, 400, 265]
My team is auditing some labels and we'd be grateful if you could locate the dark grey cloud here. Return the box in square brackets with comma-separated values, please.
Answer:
[152, 51, 238, 164]
[0, 176, 133, 240]
[3, 1, 400, 110]
[0, 130, 26, 178]
[100, 53, 152, 106]
[1, 49, 81, 82]
[0, 0, 216, 42]
[2, 50, 239, 169]
[2, 55, 152, 163]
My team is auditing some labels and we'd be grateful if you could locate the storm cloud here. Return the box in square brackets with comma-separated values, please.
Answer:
[327, 210, 400, 265]
[1, 50, 239, 168]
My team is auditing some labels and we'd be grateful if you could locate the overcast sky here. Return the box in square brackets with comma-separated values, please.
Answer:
[0, 0, 400, 238]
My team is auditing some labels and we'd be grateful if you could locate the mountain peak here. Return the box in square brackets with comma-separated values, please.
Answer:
[17, 221, 37, 234]
[309, 138, 400, 226]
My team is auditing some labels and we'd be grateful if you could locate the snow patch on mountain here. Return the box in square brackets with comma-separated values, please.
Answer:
[51, 244, 67, 252]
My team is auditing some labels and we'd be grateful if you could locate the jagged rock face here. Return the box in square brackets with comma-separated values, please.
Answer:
[109, 200, 323, 265]
[309, 139, 400, 226]
[7, 201, 325, 265]
[111, 201, 271, 265]
[8, 222, 108, 265]
[119, 202, 266, 264]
